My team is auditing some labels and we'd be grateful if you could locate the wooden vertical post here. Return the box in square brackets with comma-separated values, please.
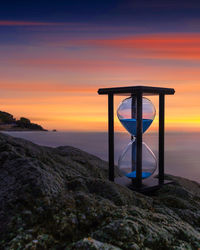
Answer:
[131, 95, 136, 185]
[108, 94, 114, 181]
[159, 94, 165, 185]
[136, 92, 142, 188]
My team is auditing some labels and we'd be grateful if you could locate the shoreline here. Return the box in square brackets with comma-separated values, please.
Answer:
[0, 129, 48, 132]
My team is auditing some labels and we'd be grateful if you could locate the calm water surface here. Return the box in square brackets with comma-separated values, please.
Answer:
[2, 131, 200, 183]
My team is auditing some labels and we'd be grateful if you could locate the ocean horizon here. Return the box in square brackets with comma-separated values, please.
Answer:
[2, 131, 200, 184]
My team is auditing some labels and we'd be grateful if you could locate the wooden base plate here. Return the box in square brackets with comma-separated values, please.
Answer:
[115, 176, 173, 194]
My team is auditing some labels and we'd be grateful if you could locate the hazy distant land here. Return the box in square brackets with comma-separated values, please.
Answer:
[0, 111, 47, 131]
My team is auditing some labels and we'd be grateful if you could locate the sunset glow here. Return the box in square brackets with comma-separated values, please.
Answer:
[0, 1, 200, 133]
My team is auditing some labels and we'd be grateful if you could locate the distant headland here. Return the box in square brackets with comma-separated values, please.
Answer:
[0, 111, 47, 131]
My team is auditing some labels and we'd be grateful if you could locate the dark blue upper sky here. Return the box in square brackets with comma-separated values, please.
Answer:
[0, 0, 200, 46]
[1, 0, 200, 25]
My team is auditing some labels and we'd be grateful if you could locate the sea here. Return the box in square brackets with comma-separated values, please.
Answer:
[2, 131, 200, 184]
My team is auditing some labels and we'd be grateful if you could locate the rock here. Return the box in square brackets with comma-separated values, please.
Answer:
[0, 111, 15, 124]
[70, 237, 122, 250]
[0, 110, 47, 131]
[0, 132, 199, 249]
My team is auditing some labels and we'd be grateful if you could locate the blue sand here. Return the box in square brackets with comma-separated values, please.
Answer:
[126, 171, 151, 179]
[120, 118, 153, 135]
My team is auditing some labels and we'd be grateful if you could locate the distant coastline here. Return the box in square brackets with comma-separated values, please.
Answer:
[0, 111, 47, 131]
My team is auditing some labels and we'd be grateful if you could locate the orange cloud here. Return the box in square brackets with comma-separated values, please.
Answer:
[81, 33, 200, 60]
[0, 82, 97, 93]
[0, 30, 200, 132]
[12, 58, 124, 71]
[2, 57, 200, 81]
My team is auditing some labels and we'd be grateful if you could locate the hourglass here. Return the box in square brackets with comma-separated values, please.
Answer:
[117, 97, 157, 181]
[98, 86, 175, 193]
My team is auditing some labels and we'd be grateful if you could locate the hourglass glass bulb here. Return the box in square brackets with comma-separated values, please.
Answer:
[118, 140, 157, 179]
[117, 97, 156, 136]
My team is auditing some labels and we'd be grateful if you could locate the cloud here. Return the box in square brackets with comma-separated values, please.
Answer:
[0, 19, 100, 28]
[0, 20, 66, 26]
[0, 20, 142, 31]
[0, 82, 97, 93]
[79, 33, 200, 60]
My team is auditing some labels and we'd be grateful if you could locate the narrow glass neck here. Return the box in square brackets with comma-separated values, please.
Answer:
[131, 135, 136, 142]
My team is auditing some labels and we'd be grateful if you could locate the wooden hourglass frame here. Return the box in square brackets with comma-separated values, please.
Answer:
[98, 86, 175, 193]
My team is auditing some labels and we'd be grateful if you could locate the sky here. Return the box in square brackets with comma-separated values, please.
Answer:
[0, 0, 200, 132]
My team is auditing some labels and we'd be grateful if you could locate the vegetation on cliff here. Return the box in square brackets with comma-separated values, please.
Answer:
[0, 111, 46, 131]
[0, 133, 199, 249]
